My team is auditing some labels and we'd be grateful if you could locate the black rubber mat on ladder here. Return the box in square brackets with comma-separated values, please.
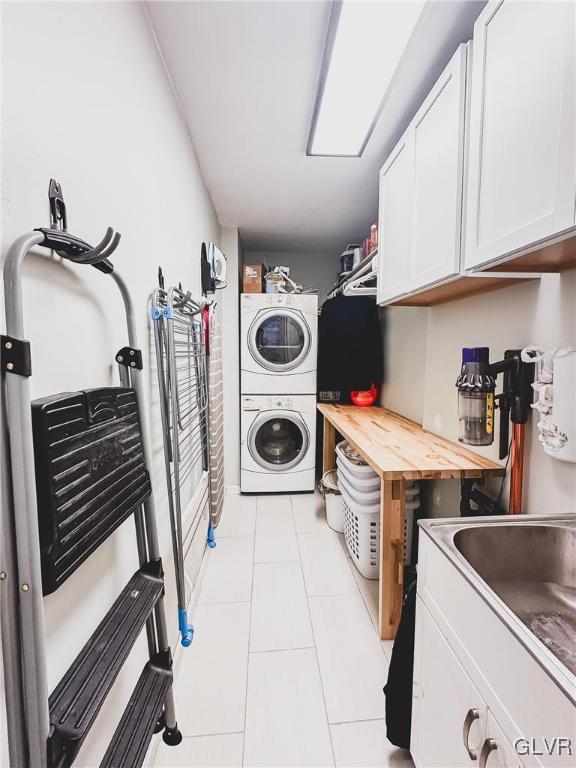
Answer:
[100, 651, 172, 768]
[48, 563, 164, 768]
[31, 388, 152, 594]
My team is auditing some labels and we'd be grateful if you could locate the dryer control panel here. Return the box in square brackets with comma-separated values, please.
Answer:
[241, 293, 296, 308]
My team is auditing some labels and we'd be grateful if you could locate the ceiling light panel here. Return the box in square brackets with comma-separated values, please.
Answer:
[308, 0, 426, 157]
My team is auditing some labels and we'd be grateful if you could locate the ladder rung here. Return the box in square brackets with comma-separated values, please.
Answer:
[100, 651, 172, 768]
[48, 562, 164, 768]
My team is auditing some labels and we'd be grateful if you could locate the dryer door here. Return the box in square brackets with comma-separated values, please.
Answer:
[248, 411, 310, 471]
[248, 309, 311, 372]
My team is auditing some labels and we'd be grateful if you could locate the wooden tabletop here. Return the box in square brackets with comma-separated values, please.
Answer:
[318, 404, 504, 480]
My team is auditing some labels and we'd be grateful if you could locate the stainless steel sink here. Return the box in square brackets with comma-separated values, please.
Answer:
[419, 514, 576, 699]
[454, 524, 576, 675]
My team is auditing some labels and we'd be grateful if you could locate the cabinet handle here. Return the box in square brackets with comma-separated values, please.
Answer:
[479, 738, 497, 768]
[463, 708, 480, 760]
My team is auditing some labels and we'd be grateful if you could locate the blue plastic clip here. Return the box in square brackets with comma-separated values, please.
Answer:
[178, 609, 194, 647]
[150, 306, 162, 321]
[207, 523, 216, 549]
[163, 306, 174, 320]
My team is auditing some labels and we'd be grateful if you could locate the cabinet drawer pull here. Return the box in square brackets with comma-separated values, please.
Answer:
[479, 738, 497, 768]
[463, 708, 480, 760]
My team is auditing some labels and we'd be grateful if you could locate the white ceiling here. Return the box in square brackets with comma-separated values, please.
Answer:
[146, 0, 486, 254]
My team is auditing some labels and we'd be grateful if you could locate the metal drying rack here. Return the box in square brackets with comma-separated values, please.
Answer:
[151, 281, 213, 648]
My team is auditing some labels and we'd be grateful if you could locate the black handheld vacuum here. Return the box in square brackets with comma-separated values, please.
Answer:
[455, 347, 534, 514]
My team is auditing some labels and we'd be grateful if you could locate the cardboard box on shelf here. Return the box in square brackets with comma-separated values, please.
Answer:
[243, 264, 264, 293]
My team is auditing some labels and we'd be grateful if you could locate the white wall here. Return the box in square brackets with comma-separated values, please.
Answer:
[220, 226, 241, 492]
[1, 2, 220, 764]
[244, 250, 336, 302]
[380, 273, 576, 516]
[380, 306, 429, 425]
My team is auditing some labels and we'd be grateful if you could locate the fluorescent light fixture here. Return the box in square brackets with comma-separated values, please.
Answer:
[308, 0, 426, 157]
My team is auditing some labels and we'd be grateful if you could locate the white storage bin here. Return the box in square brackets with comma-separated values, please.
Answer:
[337, 457, 381, 494]
[335, 441, 379, 479]
[338, 471, 380, 506]
[320, 470, 344, 533]
[404, 483, 420, 499]
[326, 494, 345, 533]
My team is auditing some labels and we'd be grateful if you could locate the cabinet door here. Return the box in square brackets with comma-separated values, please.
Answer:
[409, 44, 468, 292]
[480, 713, 524, 768]
[465, 0, 576, 270]
[411, 597, 487, 768]
[377, 133, 412, 304]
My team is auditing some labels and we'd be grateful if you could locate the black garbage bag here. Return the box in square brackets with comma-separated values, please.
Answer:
[383, 575, 417, 749]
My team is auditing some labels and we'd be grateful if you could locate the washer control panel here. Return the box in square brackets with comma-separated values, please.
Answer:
[242, 396, 294, 410]
[268, 396, 293, 409]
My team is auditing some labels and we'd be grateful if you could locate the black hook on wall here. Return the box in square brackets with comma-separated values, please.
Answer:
[48, 178, 67, 231]
[38, 179, 121, 273]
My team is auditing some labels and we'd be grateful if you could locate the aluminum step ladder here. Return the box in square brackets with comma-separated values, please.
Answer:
[1, 186, 182, 768]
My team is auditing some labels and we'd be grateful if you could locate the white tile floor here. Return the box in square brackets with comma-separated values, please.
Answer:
[152, 493, 413, 768]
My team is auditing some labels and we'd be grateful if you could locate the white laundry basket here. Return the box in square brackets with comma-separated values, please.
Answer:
[338, 446, 420, 577]
[339, 474, 380, 579]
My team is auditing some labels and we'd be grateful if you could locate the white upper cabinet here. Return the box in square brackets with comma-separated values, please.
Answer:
[409, 44, 468, 292]
[377, 45, 469, 304]
[465, 0, 576, 270]
[377, 132, 413, 304]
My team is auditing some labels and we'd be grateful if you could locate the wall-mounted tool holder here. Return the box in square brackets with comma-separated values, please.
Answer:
[456, 347, 535, 514]
[43, 178, 121, 272]
[459, 478, 506, 517]
[521, 345, 576, 463]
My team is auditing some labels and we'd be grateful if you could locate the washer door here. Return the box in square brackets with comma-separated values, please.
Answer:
[249, 411, 310, 471]
[248, 309, 311, 372]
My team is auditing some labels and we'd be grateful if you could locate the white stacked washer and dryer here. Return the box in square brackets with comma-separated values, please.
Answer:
[240, 292, 318, 493]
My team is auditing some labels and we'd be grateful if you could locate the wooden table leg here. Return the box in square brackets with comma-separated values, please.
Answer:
[379, 477, 405, 640]
[322, 417, 336, 473]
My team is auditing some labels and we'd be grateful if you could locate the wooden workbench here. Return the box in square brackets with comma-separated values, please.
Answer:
[318, 404, 504, 640]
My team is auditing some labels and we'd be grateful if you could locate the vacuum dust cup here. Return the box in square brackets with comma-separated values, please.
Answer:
[456, 347, 496, 446]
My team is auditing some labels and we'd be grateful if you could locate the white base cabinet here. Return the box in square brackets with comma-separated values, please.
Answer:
[411, 531, 576, 768]
[464, 0, 576, 270]
[412, 598, 488, 767]
[483, 713, 526, 768]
